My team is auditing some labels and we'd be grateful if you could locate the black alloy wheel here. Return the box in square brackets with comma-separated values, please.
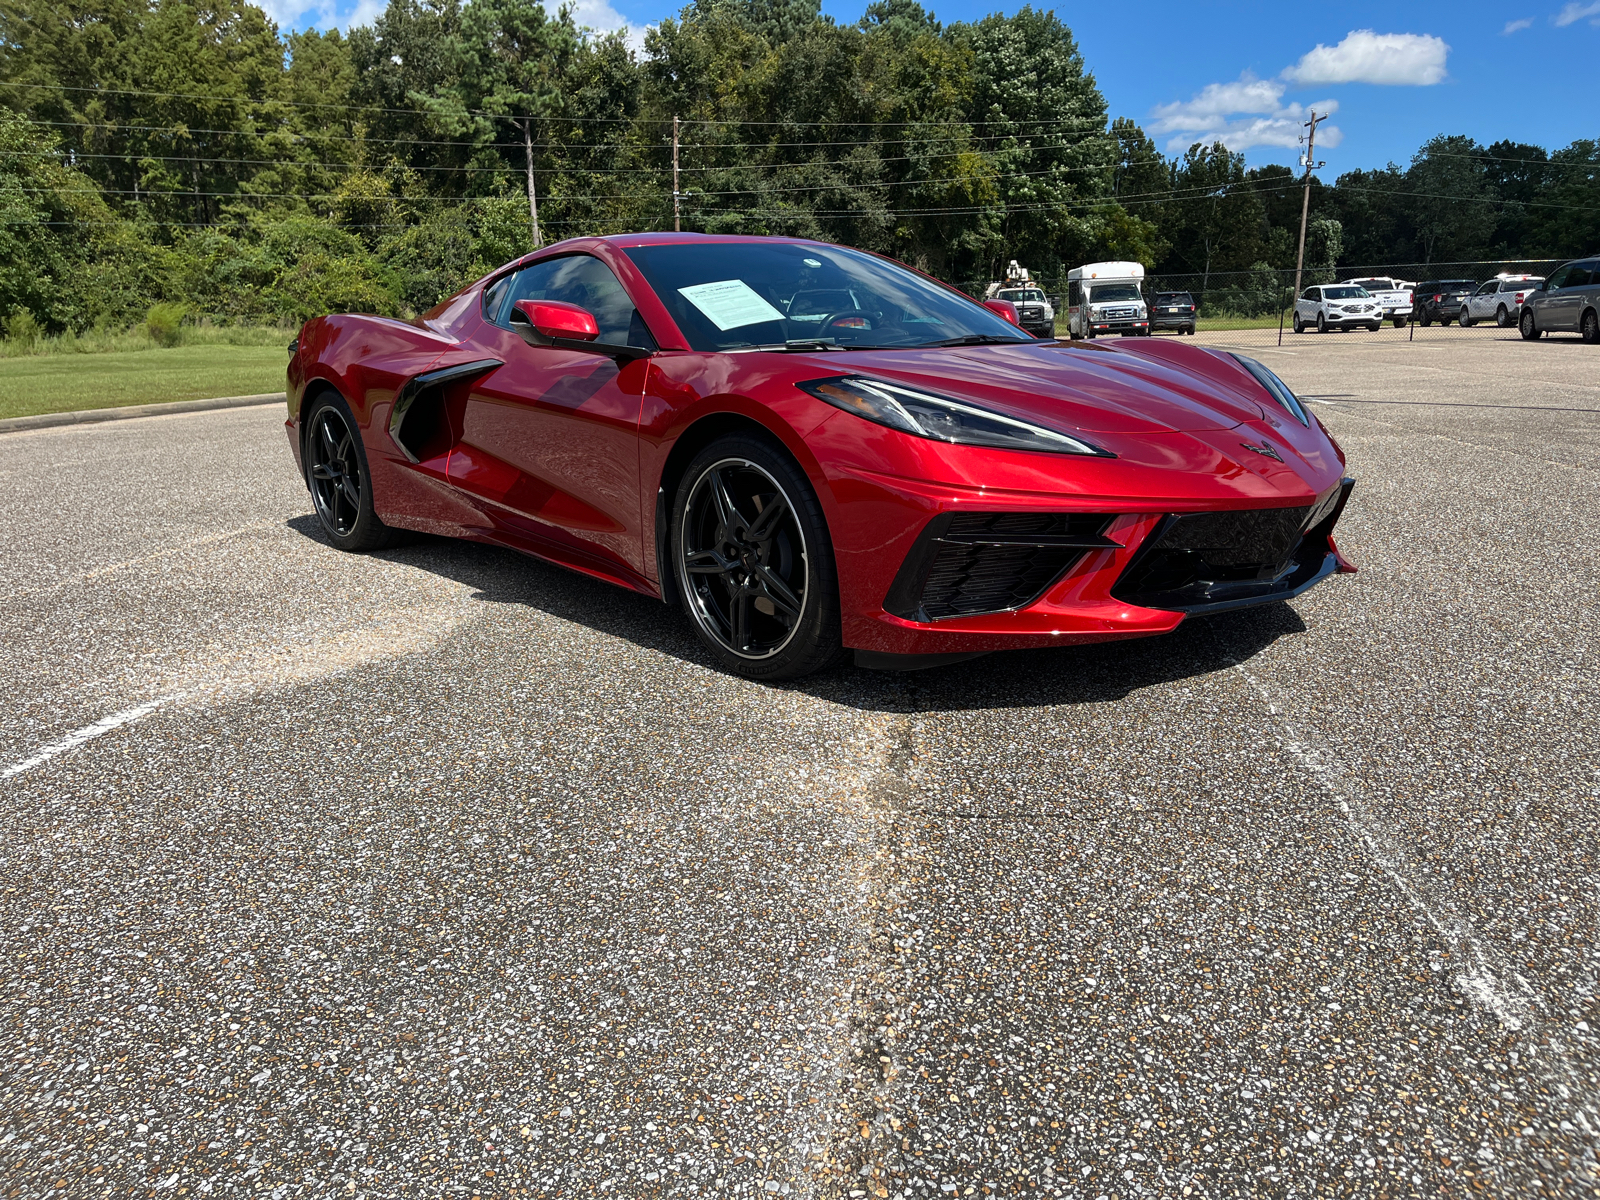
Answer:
[1520, 309, 1540, 341]
[673, 435, 842, 679]
[303, 392, 400, 551]
[1583, 310, 1599, 344]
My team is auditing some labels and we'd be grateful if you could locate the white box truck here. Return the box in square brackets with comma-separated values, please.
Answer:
[1067, 262, 1149, 339]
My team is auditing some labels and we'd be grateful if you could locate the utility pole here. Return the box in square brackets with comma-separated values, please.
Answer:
[520, 118, 542, 250]
[1291, 111, 1327, 311]
[672, 115, 681, 232]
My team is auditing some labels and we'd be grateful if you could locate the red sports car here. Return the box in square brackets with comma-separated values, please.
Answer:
[285, 234, 1354, 678]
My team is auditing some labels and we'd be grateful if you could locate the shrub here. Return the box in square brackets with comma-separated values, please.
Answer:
[5, 309, 41, 348]
[145, 302, 186, 347]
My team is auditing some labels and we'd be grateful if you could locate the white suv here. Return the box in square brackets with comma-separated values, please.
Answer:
[1459, 275, 1545, 328]
[1293, 284, 1382, 334]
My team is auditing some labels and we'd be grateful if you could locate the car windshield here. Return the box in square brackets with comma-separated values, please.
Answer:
[622, 241, 1030, 351]
[998, 289, 1045, 303]
[1089, 284, 1141, 303]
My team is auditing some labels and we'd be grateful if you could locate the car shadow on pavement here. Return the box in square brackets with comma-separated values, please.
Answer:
[288, 514, 1307, 714]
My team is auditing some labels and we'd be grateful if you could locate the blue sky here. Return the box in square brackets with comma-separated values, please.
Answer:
[280, 0, 1599, 175]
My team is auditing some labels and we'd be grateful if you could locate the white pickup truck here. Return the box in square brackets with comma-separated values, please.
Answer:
[1345, 277, 1413, 328]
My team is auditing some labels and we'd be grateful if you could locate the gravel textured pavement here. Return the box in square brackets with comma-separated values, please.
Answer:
[1, 332, 1596, 1199]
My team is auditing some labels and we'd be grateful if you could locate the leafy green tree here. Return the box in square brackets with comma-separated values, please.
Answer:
[1406, 134, 1493, 265]
[1161, 141, 1265, 288]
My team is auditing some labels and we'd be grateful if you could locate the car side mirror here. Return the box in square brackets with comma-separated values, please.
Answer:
[509, 299, 649, 362]
[982, 299, 1020, 326]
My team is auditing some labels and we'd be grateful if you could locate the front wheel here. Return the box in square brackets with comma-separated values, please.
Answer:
[1497, 305, 1511, 328]
[1393, 317, 1407, 328]
[1292, 313, 1304, 334]
[1520, 309, 1540, 341]
[1316, 313, 1327, 334]
[303, 391, 402, 551]
[1459, 308, 1473, 328]
[1420, 312, 1432, 327]
[1367, 323, 1381, 333]
[672, 433, 843, 680]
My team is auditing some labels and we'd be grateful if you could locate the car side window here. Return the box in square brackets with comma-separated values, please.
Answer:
[1576, 262, 1599, 287]
[501, 254, 657, 349]
[483, 272, 514, 322]
[1547, 266, 1573, 290]
[1302, 288, 1317, 301]
[1476, 281, 1497, 296]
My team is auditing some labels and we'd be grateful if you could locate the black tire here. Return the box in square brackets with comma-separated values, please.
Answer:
[1393, 317, 1406, 328]
[1292, 313, 1304, 334]
[1583, 310, 1599, 344]
[1496, 305, 1511, 328]
[1316, 313, 1327, 334]
[1459, 309, 1473, 328]
[1420, 312, 1432, 328]
[1520, 309, 1539, 341]
[1441, 315, 1455, 327]
[671, 432, 843, 680]
[1367, 323, 1381, 333]
[302, 391, 402, 552]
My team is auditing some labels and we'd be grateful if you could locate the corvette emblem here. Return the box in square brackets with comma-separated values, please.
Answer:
[1240, 440, 1284, 463]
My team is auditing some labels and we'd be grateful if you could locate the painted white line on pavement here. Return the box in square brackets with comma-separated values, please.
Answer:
[2, 697, 178, 779]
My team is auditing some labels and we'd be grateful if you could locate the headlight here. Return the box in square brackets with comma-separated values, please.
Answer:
[1230, 355, 1309, 427]
[797, 375, 1111, 456]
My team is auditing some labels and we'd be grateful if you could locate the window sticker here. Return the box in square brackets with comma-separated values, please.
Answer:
[677, 279, 785, 331]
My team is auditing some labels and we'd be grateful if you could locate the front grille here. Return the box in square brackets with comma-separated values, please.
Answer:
[1111, 485, 1350, 612]
[884, 512, 1119, 621]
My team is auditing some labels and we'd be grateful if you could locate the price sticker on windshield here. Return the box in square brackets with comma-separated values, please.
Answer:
[678, 279, 785, 331]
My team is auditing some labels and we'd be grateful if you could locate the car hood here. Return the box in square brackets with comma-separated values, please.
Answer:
[827, 342, 1266, 434]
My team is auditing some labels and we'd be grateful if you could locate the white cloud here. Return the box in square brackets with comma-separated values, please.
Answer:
[1554, 1, 1600, 26]
[1282, 30, 1449, 86]
[1149, 75, 1340, 153]
[1502, 17, 1533, 33]
[567, 0, 652, 52]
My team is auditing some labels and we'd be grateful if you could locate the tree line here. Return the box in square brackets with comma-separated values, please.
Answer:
[2, 0, 1597, 333]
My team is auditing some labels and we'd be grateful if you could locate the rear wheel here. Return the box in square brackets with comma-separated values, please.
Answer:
[1520, 309, 1540, 341]
[672, 433, 843, 680]
[1496, 304, 1511, 328]
[1583, 309, 1599, 344]
[303, 391, 401, 551]
[1393, 317, 1406, 328]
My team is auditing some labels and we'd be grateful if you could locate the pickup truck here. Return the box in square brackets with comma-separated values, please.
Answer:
[1345, 277, 1413, 328]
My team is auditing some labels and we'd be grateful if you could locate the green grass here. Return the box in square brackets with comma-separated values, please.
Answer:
[0, 342, 289, 420]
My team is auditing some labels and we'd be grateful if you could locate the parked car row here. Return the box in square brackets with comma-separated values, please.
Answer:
[1282, 257, 1598, 343]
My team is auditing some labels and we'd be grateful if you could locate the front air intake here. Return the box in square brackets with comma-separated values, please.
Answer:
[883, 512, 1120, 621]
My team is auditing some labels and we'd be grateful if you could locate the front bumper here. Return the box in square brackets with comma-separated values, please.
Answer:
[1091, 319, 1149, 333]
[836, 474, 1355, 662]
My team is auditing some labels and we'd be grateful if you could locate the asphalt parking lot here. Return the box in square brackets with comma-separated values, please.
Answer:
[2, 330, 1597, 1199]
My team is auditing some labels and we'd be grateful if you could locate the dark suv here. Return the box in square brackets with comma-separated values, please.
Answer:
[1150, 291, 1196, 335]
[1414, 280, 1476, 326]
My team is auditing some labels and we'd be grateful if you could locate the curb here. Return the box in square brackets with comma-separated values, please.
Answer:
[0, 392, 286, 434]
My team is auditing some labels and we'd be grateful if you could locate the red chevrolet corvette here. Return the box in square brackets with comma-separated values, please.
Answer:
[285, 233, 1353, 678]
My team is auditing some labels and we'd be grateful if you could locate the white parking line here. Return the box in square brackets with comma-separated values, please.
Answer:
[2, 696, 178, 779]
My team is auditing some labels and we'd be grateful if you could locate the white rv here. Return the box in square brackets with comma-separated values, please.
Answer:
[1067, 262, 1149, 338]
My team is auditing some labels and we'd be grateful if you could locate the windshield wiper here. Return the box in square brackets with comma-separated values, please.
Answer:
[915, 334, 1033, 347]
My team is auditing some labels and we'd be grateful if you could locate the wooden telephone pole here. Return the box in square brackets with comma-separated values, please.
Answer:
[672, 115, 681, 232]
[1291, 111, 1327, 309]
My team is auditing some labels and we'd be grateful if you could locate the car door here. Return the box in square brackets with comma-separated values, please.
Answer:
[1470, 280, 1496, 320]
[1298, 287, 1318, 321]
[450, 253, 658, 582]
[1546, 264, 1588, 330]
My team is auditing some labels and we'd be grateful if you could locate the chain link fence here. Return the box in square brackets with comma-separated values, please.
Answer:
[958, 259, 1569, 346]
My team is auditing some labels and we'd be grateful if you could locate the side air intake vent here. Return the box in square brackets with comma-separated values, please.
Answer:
[387, 358, 503, 463]
[884, 512, 1120, 621]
